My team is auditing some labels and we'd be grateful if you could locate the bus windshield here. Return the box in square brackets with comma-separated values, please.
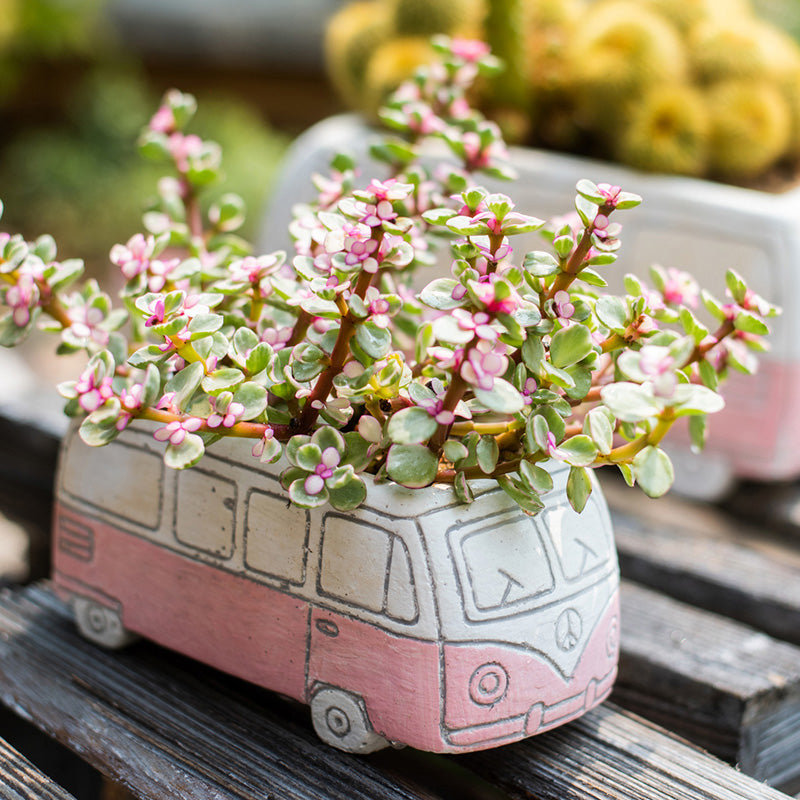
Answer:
[447, 499, 615, 622]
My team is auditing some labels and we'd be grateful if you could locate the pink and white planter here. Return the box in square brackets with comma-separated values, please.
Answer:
[53, 420, 620, 753]
[261, 114, 800, 499]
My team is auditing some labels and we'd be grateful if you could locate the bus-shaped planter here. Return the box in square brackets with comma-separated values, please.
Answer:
[52, 421, 620, 753]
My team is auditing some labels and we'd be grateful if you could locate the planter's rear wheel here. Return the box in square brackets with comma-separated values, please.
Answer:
[310, 687, 389, 753]
[73, 597, 137, 649]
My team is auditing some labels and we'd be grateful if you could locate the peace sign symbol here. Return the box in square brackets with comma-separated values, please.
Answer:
[555, 608, 583, 652]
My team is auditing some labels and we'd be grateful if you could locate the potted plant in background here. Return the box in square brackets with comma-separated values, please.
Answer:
[263, 0, 800, 498]
[0, 40, 776, 753]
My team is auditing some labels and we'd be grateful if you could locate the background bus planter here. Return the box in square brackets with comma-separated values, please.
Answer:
[53, 419, 619, 754]
[0, 40, 777, 753]
[261, 112, 797, 500]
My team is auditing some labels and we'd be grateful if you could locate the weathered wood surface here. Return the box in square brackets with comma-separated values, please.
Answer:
[0, 583, 793, 800]
[461, 703, 791, 800]
[0, 736, 77, 800]
[614, 581, 800, 790]
[600, 473, 800, 645]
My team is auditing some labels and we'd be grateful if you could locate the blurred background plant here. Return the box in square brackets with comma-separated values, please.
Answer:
[0, 0, 292, 276]
[325, 0, 800, 184]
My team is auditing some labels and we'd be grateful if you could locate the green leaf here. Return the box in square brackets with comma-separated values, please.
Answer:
[79, 417, 121, 447]
[187, 313, 224, 337]
[725, 269, 748, 304]
[632, 446, 674, 498]
[575, 179, 604, 204]
[523, 251, 560, 277]
[550, 324, 594, 368]
[497, 475, 544, 515]
[519, 460, 553, 493]
[601, 382, 661, 422]
[575, 194, 597, 227]
[734, 310, 769, 336]
[689, 415, 707, 452]
[233, 382, 268, 419]
[246, 342, 274, 375]
[354, 320, 392, 359]
[386, 444, 438, 488]
[595, 296, 628, 332]
[584, 407, 614, 455]
[474, 379, 524, 414]
[453, 471, 474, 504]
[476, 435, 500, 474]
[328, 474, 367, 511]
[521, 336, 545, 373]
[386, 406, 438, 445]
[295, 443, 322, 472]
[311, 426, 346, 455]
[165, 361, 205, 408]
[288, 478, 330, 509]
[342, 431, 374, 471]
[701, 289, 726, 322]
[164, 434, 205, 469]
[671, 384, 725, 416]
[419, 278, 465, 310]
[558, 435, 598, 467]
[566, 466, 593, 513]
[202, 367, 245, 394]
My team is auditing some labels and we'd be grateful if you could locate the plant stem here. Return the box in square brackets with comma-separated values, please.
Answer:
[296, 259, 379, 432]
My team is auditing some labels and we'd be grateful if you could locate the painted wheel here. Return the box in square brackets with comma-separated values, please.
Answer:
[73, 597, 137, 649]
[310, 687, 389, 753]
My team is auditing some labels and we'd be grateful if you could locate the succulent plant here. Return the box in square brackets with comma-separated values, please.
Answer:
[325, 0, 484, 118]
[614, 84, 710, 176]
[706, 79, 792, 179]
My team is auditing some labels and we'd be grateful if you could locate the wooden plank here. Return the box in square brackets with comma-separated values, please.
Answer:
[461, 702, 792, 800]
[615, 581, 800, 789]
[0, 584, 794, 800]
[0, 583, 498, 800]
[0, 736, 76, 800]
[600, 472, 800, 645]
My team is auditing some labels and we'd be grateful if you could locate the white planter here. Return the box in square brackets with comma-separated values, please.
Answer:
[52, 420, 619, 753]
[261, 114, 800, 497]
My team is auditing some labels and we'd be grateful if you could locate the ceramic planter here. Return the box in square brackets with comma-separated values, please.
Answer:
[52, 420, 620, 754]
[261, 114, 800, 499]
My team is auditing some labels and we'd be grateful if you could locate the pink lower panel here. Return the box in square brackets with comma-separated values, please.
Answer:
[53, 504, 309, 703]
[441, 592, 620, 751]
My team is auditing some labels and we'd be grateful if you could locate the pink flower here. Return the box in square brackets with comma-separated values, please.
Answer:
[553, 290, 575, 320]
[461, 339, 508, 390]
[74, 368, 114, 413]
[116, 384, 144, 431]
[364, 287, 392, 328]
[4, 272, 39, 327]
[662, 268, 699, 308]
[304, 447, 341, 496]
[144, 297, 167, 327]
[149, 105, 176, 133]
[168, 133, 204, 172]
[153, 417, 203, 446]
[207, 400, 245, 429]
[597, 183, 622, 207]
[229, 254, 282, 285]
[67, 304, 109, 347]
[638, 345, 677, 397]
[452, 307, 497, 341]
[110, 233, 152, 280]
[450, 38, 490, 62]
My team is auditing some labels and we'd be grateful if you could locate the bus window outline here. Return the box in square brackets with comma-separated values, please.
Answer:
[317, 512, 420, 626]
[172, 466, 238, 559]
[243, 485, 310, 586]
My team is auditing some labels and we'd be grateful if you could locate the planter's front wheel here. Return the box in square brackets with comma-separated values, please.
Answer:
[73, 597, 137, 649]
[310, 687, 389, 753]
